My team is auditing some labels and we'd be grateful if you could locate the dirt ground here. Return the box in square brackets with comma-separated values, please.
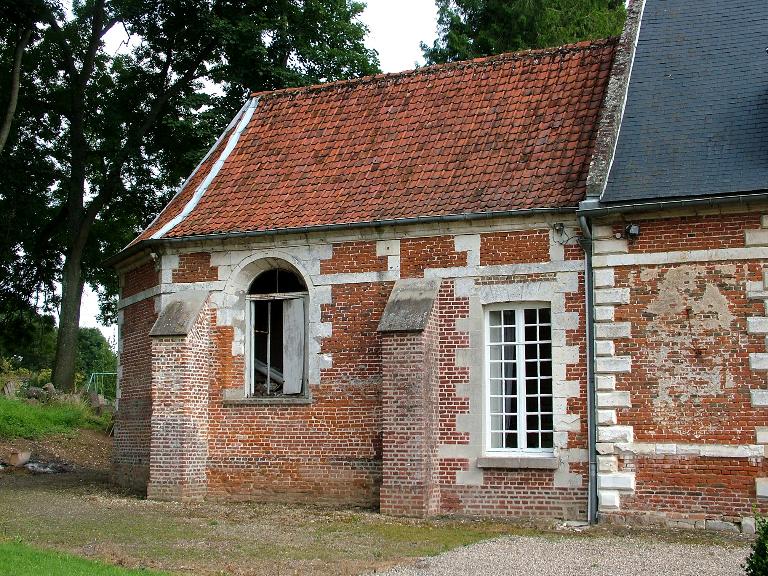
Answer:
[0, 432, 752, 576]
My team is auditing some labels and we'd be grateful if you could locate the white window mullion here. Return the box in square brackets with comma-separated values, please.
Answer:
[516, 308, 527, 450]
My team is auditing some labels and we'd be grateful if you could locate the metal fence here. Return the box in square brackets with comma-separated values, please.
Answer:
[84, 372, 117, 400]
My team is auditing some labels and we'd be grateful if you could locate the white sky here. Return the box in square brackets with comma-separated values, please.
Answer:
[79, 0, 439, 343]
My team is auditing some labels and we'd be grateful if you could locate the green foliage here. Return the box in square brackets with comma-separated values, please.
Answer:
[745, 514, 768, 576]
[0, 0, 381, 388]
[422, 0, 625, 64]
[0, 306, 57, 372]
[0, 540, 170, 575]
[76, 328, 116, 377]
[0, 396, 111, 440]
[0, 305, 115, 380]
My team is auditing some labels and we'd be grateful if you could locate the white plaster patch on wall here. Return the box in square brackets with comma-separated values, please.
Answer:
[548, 228, 565, 262]
[454, 234, 481, 266]
[424, 260, 583, 281]
[594, 246, 768, 268]
[160, 254, 179, 284]
[632, 264, 742, 437]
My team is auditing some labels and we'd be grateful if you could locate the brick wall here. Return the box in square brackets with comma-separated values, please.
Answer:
[618, 213, 763, 254]
[122, 260, 158, 298]
[118, 225, 592, 519]
[172, 252, 218, 283]
[400, 236, 467, 278]
[593, 210, 768, 527]
[380, 299, 440, 516]
[320, 241, 388, 274]
[433, 278, 588, 520]
[113, 263, 158, 491]
[206, 284, 387, 506]
[480, 230, 550, 265]
[147, 301, 212, 501]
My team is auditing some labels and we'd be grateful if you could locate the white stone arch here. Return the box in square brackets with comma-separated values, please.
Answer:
[214, 250, 325, 393]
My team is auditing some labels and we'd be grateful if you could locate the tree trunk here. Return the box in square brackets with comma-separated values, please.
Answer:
[52, 237, 86, 391]
[0, 28, 32, 156]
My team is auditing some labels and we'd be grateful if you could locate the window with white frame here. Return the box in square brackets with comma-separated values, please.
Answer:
[486, 305, 553, 452]
[246, 269, 307, 397]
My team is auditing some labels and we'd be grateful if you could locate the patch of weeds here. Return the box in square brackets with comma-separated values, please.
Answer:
[0, 396, 111, 440]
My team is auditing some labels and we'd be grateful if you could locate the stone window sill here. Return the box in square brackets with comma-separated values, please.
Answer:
[222, 390, 312, 406]
[476, 455, 559, 470]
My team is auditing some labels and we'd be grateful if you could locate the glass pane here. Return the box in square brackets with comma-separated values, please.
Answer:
[490, 396, 503, 413]
[526, 380, 537, 395]
[539, 308, 551, 324]
[527, 414, 539, 431]
[525, 325, 537, 341]
[503, 310, 514, 325]
[539, 324, 551, 341]
[504, 379, 517, 395]
[503, 326, 515, 342]
[541, 414, 553, 431]
[526, 396, 538, 412]
[541, 396, 553, 413]
[539, 343, 552, 360]
[489, 310, 502, 326]
[527, 432, 540, 448]
[503, 363, 515, 378]
[524, 308, 536, 324]
[491, 415, 503, 431]
[490, 379, 504, 395]
[490, 345, 502, 360]
[540, 360, 552, 377]
[525, 343, 538, 359]
[490, 327, 502, 342]
[504, 415, 517, 431]
[526, 360, 539, 377]
[541, 432, 554, 449]
[540, 378, 552, 396]
[490, 363, 502, 378]
[504, 345, 515, 360]
[505, 397, 517, 413]
[504, 432, 518, 448]
[491, 432, 504, 449]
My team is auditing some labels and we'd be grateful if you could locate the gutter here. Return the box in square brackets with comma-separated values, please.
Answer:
[578, 214, 599, 525]
[580, 191, 768, 217]
[105, 205, 576, 269]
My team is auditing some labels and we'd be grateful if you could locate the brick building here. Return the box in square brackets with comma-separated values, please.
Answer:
[109, 0, 768, 530]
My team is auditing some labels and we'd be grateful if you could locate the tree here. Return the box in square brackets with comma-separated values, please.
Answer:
[422, 0, 625, 64]
[0, 0, 379, 390]
[76, 327, 116, 377]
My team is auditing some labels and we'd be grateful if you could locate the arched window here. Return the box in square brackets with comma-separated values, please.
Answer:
[247, 268, 307, 397]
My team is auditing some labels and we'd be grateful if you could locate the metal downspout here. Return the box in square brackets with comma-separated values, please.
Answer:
[578, 214, 598, 524]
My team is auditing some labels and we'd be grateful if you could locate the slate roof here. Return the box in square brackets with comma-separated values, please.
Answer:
[601, 0, 768, 204]
[137, 39, 616, 243]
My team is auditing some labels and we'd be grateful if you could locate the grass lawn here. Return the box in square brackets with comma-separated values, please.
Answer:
[0, 396, 110, 440]
[0, 540, 168, 575]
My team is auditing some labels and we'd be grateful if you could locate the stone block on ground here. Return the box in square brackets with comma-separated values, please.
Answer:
[9, 450, 31, 467]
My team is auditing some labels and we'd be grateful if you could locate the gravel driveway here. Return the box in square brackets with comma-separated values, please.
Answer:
[375, 535, 749, 576]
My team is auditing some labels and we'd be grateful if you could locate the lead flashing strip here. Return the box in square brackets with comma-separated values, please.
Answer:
[151, 97, 260, 239]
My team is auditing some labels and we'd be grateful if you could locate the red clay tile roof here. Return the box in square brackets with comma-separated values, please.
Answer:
[137, 39, 617, 242]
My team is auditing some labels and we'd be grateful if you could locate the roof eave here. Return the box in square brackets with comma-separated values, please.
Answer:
[105, 205, 579, 270]
[578, 190, 768, 217]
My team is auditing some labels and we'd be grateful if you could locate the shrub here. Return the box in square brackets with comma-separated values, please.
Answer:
[745, 513, 768, 576]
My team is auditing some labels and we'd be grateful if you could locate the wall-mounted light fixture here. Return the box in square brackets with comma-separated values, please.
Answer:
[625, 223, 641, 241]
